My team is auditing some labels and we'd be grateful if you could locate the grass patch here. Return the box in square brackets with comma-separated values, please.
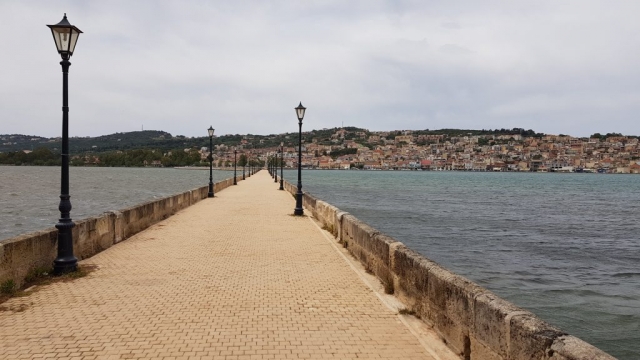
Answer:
[24, 267, 50, 284]
[0, 264, 98, 306]
[398, 308, 416, 316]
[321, 223, 336, 235]
[1, 280, 16, 295]
[398, 308, 421, 319]
[383, 281, 395, 295]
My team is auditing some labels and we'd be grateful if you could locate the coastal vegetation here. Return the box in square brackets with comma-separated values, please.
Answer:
[0, 147, 60, 166]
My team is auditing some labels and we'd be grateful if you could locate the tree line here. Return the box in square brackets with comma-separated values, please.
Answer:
[0, 147, 60, 166]
[0, 147, 268, 168]
[0, 147, 205, 167]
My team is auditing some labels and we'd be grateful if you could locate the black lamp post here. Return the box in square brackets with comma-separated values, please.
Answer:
[280, 142, 284, 190]
[274, 153, 278, 183]
[233, 148, 237, 185]
[242, 154, 246, 180]
[294, 102, 306, 216]
[48, 14, 82, 275]
[208, 126, 215, 197]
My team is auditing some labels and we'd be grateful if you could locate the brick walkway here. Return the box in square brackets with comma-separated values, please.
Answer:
[0, 172, 451, 360]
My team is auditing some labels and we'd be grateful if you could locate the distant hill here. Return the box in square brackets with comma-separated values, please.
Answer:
[6, 126, 631, 156]
[1, 131, 216, 153]
[0, 127, 370, 154]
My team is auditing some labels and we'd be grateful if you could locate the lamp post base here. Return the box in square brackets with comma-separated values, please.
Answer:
[53, 256, 78, 275]
[53, 221, 77, 275]
[279, 179, 284, 190]
[208, 183, 214, 197]
[294, 191, 304, 216]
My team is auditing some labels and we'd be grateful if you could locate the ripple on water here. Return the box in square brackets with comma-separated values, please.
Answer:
[1, 166, 232, 241]
[612, 272, 640, 278]
[287, 170, 640, 359]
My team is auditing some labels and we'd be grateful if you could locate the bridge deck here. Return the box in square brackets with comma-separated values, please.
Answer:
[0, 171, 454, 360]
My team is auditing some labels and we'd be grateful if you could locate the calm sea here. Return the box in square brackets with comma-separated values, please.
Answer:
[1, 167, 638, 358]
[0, 166, 236, 240]
[283, 169, 640, 359]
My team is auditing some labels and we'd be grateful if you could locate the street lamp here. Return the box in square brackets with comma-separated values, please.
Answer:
[208, 126, 215, 197]
[294, 102, 306, 216]
[274, 153, 278, 183]
[233, 147, 237, 185]
[48, 14, 83, 275]
[280, 142, 284, 190]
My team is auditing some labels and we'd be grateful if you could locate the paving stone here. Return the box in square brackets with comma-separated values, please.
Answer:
[0, 172, 437, 359]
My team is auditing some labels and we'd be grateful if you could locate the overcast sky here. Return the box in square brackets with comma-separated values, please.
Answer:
[1, 1, 639, 138]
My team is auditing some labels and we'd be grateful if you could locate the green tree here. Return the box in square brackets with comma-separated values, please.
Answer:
[238, 154, 247, 167]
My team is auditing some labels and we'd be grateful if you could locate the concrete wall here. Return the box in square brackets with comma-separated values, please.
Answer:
[0, 175, 243, 288]
[282, 180, 614, 360]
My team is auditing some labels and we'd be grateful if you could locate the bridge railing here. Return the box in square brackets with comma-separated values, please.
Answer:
[0, 174, 244, 288]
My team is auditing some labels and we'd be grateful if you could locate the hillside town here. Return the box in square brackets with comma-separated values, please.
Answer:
[3, 128, 640, 173]
[212, 128, 640, 174]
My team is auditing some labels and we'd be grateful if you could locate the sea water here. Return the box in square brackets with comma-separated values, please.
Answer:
[283, 169, 640, 359]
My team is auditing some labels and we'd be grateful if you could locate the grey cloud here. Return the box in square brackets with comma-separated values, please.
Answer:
[441, 22, 461, 30]
[439, 44, 474, 55]
[1, 0, 639, 139]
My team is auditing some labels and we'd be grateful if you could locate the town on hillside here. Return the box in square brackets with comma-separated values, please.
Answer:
[216, 128, 640, 174]
[2, 128, 640, 173]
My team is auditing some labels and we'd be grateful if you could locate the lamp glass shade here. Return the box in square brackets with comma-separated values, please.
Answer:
[208, 126, 215, 137]
[295, 102, 306, 121]
[280, 142, 284, 147]
[47, 14, 82, 56]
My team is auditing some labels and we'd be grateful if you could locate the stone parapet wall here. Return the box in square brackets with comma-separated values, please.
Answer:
[0, 175, 243, 288]
[282, 180, 614, 360]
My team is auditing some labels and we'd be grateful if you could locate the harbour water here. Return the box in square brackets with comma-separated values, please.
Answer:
[283, 169, 640, 359]
[0, 166, 234, 241]
[1, 166, 638, 358]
